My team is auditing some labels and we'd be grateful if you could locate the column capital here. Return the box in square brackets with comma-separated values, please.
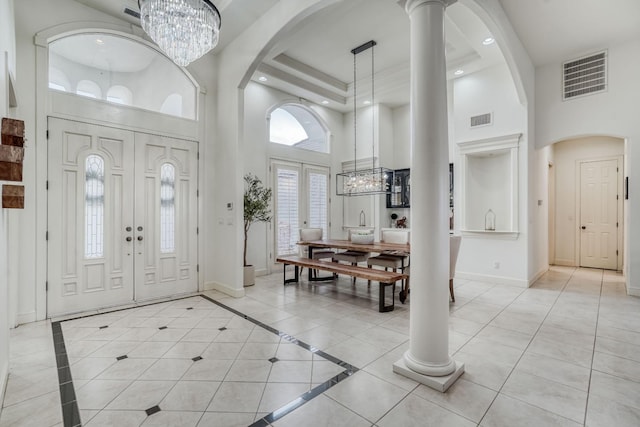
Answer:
[403, 0, 457, 15]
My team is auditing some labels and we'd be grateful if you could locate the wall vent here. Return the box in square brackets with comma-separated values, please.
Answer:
[470, 112, 492, 128]
[563, 51, 607, 100]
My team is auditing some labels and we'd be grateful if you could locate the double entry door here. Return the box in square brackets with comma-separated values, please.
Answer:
[47, 118, 198, 317]
[273, 160, 330, 258]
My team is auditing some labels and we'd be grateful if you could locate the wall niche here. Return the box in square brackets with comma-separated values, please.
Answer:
[458, 133, 521, 238]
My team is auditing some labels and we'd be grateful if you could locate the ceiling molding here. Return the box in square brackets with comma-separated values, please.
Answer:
[257, 63, 347, 105]
[273, 54, 348, 92]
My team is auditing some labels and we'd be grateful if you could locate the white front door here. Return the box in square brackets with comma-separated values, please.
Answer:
[47, 118, 198, 316]
[579, 159, 619, 269]
[134, 133, 198, 301]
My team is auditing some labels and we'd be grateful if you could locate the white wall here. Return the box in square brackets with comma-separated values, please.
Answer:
[451, 63, 531, 285]
[0, 0, 15, 411]
[550, 136, 624, 266]
[242, 81, 342, 273]
[536, 38, 640, 294]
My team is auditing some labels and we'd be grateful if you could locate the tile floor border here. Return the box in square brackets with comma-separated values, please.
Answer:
[51, 322, 81, 427]
[52, 294, 360, 427]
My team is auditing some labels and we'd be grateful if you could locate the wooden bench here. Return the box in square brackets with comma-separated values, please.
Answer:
[276, 255, 408, 312]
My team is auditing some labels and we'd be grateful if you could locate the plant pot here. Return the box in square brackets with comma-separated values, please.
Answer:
[243, 265, 255, 287]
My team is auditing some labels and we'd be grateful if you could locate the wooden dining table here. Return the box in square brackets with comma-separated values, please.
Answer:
[297, 239, 410, 286]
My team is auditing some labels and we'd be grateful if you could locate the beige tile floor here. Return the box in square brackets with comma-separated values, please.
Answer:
[1, 266, 640, 426]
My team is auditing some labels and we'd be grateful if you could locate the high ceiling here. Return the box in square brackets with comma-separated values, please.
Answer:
[74, 0, 640, 112]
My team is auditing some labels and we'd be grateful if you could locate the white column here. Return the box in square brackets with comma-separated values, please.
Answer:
[393, 0, 464, 392]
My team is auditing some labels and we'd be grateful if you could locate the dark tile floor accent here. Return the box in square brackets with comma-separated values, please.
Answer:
[51, 322, 81, 427]
[145, 405, 161, 416]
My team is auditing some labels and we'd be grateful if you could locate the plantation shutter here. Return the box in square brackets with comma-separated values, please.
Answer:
[307, 170, 329, 239]
[276, 166, 300, 256]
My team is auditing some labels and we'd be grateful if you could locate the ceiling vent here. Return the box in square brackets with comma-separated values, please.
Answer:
[563, 51, 607, 100]
[124, 7, 140, 19]
[470, 112, 492, 128]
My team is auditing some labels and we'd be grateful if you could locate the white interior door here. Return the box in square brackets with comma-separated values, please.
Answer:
[48, 118, 135, 316]
[272, 160, 330, 258]
[134, 133, 198, 301]
[48, 118, 198, 316]
[580, 159, 618, 269]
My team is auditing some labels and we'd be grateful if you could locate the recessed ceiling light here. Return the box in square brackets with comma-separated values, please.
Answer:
[96, 38, 104, 45]
[321, 100, 329, 105]
[482, 37, 495, 46]
[258, 76, 268, 82]
[363, 100, 371, 105]
[454, 69, 464, 75]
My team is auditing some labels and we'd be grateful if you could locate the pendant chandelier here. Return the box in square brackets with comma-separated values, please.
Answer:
[138, 0, 221, 67]
[336, 40, 392, 196]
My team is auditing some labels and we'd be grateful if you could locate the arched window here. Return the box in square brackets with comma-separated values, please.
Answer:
[48, 67, 70, 92]
[76, 80, 102, 99]
[106, 85, 133, 106]
[160, 93, 183, 117]
[85, 155, 105, 259]
[269, 104, 329, 153]
[48, 33, 197, 119]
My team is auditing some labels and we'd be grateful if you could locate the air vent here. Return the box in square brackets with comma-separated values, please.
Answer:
[124, 7, 140, 19]
[470, 113, 492, 128]
[563, 51, 607, 100]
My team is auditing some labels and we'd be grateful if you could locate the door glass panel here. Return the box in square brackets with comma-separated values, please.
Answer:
[85, 154, 105, 258]
[160, 163, 176, 253]
[276, 167, 299, 256]
[308, 171, 328, 238]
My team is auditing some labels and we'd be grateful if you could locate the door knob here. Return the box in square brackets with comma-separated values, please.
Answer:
[126, 226, 132, 232]
[137, 226, 143, 231]
[581, 226, 586, 230]
[126, 236, 132, 242]
[137, 236, 144, 241]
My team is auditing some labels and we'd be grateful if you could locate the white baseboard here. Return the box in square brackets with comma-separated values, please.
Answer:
[628, 287, 640, 297]
[528, 268, 548, 286]
[455, 271, 529, 287]
[553, 259, 576, 267]
[203, 281, 245, 298]
[255, 268, 268, 277]
[16, 311, 36, 326]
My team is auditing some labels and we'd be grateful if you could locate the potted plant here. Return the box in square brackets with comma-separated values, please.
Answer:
[243, 173, 272, 286]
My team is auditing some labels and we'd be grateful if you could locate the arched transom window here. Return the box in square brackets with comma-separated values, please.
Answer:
[269, 104, 329, 153]
[48, 33, 197, 119]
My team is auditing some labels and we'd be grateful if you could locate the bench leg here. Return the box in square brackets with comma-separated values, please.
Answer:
[283, 264, 300, 285]
[378, 281, 396, 312]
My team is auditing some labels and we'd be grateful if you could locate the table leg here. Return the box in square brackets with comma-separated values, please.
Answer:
[378, 281, 396, 312]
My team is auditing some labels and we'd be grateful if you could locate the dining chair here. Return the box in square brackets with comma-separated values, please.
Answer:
[366, 229, 410, 289]
[332, 229, 372, 284]
[398, 234, 462, 303]
[299, 228, 334, 278]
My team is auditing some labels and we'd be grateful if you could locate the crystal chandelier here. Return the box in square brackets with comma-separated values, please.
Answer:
[336, 40, 392, 196]
[138, 0, 221, 67]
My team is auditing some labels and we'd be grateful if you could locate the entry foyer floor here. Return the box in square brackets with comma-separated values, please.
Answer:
[1, 266, 640, 426]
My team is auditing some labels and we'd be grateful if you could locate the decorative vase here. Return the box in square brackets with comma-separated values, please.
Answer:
[243, 265, 255, 287]
[485, 209, 496, 231]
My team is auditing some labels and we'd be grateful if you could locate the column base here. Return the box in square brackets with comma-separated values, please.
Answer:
[393, 358, 465, 392]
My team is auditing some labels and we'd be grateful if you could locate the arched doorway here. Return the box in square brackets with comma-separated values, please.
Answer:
[548, 136, 625, 271]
